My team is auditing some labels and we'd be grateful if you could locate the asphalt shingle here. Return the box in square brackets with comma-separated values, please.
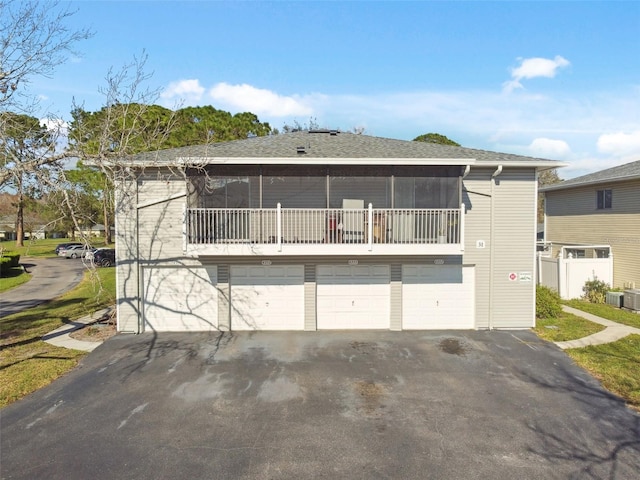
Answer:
[540, 159, 640, 192]
[121, 130, 562, 167]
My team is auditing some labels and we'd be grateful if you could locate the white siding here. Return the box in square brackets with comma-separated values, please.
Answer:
[463, 168, 537, 329]
[143, 266, 218, 332]
[462, 170, 491, 328]
[115, 176, 140, 332]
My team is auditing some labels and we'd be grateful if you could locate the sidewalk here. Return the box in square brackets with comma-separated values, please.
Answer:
[42, 306, 114, 352]
[554, 305, 640, 350]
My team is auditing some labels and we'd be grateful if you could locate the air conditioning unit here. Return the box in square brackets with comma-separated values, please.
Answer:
[623, 289, 640, 312]
[606, 291, 624, 308]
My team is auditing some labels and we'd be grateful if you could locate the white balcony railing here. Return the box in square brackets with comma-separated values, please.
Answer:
[187, 204, 464, 252]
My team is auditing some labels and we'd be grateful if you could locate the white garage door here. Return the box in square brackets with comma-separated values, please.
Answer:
[317, 265, 390, 329]
[402, 265, 475, 329]
[231, 265, 304, 330]
[143, 266, 218, 332]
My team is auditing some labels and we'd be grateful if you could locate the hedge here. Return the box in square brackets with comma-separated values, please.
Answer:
[0, 252, 21, 275]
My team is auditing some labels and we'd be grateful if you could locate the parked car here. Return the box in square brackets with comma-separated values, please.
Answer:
[55, 242, 82, 255]
[63, 244, 93, 259]
[93, 248, 115, 267]
[84, 248, 101, 260]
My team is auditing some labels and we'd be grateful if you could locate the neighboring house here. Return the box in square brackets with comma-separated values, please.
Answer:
[0, 215, 48, 241]
[114, 130, 562, 333]
[541, 159, 640, 290]
[79, 224, 115, 238]
[0, 215, 19, 241]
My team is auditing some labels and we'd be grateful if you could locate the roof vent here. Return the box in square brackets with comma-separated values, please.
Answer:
[296, 146, 306, 154]
[309, 129, 339, 135]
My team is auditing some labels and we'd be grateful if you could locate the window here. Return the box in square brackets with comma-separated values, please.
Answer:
[596, 189, 612, 209]
[566, 249, 585, 259]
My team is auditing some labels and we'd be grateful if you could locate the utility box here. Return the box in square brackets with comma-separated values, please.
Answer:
[623, 289, 640, 312]
[606, 291, 624, 308]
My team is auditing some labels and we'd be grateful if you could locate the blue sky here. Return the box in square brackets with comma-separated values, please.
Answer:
[32, 1, 640, 178]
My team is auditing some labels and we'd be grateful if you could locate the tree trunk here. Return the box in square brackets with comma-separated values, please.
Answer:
[15, 177, 24, 247]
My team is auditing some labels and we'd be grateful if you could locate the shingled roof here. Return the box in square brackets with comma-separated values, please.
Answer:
[540, 159, 640, 192]
[121, 130, 563, 169]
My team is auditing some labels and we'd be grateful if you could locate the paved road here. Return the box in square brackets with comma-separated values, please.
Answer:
[2, 330, 639, 479]
[0, 256, 85, 318]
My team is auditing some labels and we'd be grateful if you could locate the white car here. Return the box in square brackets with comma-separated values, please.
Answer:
[64, 244, 92, 259]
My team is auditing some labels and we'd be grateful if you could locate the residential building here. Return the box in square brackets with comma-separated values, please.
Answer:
[114, 130, 562, 332]
[541, 159, 640, 289]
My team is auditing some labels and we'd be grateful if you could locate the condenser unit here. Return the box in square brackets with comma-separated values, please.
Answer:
[606, 292, 624, 308]
[623, 289, 640, 312]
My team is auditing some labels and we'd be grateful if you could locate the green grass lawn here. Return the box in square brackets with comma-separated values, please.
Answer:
[0, 267, 116, 407]
[534, 301, 640, 411]
[534, 311, 605, 342]
[564, 299, 640, 329]
[0, 267, 31, 293]
[0, 237, 114, 259]
[567, 335, 640, 411]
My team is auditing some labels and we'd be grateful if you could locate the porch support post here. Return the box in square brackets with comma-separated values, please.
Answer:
[368, 203, 373, 251]
[460, 203, 465, 251]
[277, 203, 282, 252]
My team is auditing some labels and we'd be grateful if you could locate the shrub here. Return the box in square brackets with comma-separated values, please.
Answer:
[582, 278, 610, 304]
[0, 252, 21, 275]
[536, 284, 562, 319]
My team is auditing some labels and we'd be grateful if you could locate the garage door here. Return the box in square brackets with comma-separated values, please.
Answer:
[317, 265, 390, 329]
[143, 266, 218, 332]
[230, 265, 304, 330]
[402, 265, 475, 329]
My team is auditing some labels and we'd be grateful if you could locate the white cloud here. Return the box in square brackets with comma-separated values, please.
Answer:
[527, 138, 572, 159]
[161, 79, 206, 104]
[208, 82, 313, 117]
[503, 55, 570, 93]
[156, 77, 639, 179]
[596, 130, 640, 157]
[40, 117, 68, 134]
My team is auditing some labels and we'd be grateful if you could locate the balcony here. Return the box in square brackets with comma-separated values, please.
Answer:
[185, 204, 465, 257]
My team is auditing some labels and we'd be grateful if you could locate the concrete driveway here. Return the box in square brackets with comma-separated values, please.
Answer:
[2, 330, 639, 479]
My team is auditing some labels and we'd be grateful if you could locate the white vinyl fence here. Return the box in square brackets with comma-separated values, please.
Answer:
[536, 244, 613, 300]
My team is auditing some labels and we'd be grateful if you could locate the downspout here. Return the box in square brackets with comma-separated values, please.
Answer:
[488, 165, 503, 330]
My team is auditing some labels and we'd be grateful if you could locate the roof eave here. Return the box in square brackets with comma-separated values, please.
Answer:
[540, 174, 640, 192]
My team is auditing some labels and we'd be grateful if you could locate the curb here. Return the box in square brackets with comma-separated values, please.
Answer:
[42, 307, 114, 352]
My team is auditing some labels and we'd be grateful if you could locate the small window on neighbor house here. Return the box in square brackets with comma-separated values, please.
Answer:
[596, 189, 612, 209]
[566, 249, 586, 259]
[595, 249, 610, 258]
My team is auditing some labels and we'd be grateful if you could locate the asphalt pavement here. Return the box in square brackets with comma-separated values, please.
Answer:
[2, 330, 639, 479]
[0, 256, 85, 318]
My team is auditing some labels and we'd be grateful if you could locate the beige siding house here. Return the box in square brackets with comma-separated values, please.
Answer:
[114, 130, 562, 333]
[541, 160, 640, 289]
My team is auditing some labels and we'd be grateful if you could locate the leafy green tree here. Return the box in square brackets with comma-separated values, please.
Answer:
[0, 112, 53, 246]
[166, 106, 272, 146]
[538, 169, 562, 223]
[65, 163, 113, 243]
[413, 133, 461, 146]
